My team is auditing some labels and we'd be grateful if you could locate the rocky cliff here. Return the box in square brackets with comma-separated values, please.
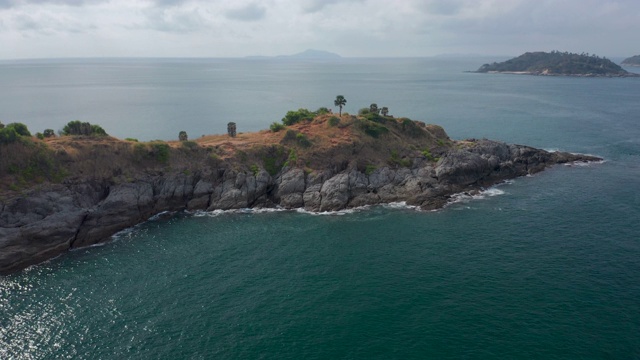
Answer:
[0, 134, 600, 275]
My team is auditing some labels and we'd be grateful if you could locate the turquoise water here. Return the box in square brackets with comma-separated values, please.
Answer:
[1, 58, 640, 359]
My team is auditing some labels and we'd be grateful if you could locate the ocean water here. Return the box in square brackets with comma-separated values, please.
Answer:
[1, 58, 640, 359]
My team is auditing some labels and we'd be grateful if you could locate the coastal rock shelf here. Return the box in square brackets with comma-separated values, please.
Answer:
[0, 132, 599, 275]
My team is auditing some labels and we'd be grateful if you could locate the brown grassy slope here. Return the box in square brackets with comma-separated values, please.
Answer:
[0, 114, 452, 196]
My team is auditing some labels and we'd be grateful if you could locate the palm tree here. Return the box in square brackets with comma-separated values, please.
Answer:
[334, 95, 346, 116]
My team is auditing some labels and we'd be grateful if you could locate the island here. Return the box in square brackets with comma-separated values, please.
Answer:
[621, 55, 640, 66]
[475, 51, 638, 77]
[0, 106, 601, 275]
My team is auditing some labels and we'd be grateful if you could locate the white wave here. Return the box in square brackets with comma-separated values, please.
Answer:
[295, 207, 362, 216]
[446, 186, 507, 207]
[382, 201, 419, 210]
[564, 159, 606, 167]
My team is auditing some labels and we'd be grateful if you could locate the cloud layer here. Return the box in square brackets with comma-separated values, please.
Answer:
[1, 0, 638, 59]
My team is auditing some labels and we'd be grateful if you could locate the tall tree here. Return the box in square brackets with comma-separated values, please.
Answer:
[381, 107, 389, 116]
[334, 95, 347, 116]
[369, 103, 379, 114]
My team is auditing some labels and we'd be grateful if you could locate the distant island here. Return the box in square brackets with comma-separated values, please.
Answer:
[246, 49, 341, 60]
[621, 55, 640, 66]
[475, 51, 638, 77]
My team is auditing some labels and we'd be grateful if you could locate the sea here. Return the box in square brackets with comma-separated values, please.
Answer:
[1, 57, 639, 359]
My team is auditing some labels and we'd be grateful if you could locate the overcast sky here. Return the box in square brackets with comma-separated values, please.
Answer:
[0, 0, 638, 59]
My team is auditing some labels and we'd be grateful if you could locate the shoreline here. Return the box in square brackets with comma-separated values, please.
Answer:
[0, 142, 602, 275]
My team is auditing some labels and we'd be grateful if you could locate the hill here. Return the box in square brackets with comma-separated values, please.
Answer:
[476, 51, 637, 77]
[621, 55, 640, 66]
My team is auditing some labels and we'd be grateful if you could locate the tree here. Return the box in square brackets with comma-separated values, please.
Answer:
[0, 122, 4, 129]
[63, 120, 108, 136]
[179, 131, 188, 141]
[334, 95, 346, 116]
[381, 107, 389, 116]
[369, 103, 379, 114]
[43, 129, 55, 138]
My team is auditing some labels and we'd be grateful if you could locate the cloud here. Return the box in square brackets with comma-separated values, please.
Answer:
[301, 0, 365, 13]
[224, 3, 266, 22]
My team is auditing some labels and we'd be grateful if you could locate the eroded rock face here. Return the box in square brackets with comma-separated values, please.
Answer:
[0, 139, 601, 275]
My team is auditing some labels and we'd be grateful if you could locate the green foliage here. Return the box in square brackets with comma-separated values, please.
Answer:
[250, 164, 260, 176]
[149, 142, 170, 163]
[5, 123, 31, 137]
[437, 139, 446, 147]
[421, 148, 439, 162]
[380, 107, 389, 116]
[63, 120, 108, 136]
[359, 120, 389, 138]
[36, 132, 44, 140]
[316, 107, 330, 115]
[0, 127, 19, 144]
[43, 129, 55, 138]
[327, 116, 340, 127]
[296, 133, 311, 148]
[179, 131, 188, 141]
[477, 51, 628, 75]
[390, 150, 412, 168]
[282, 108, 315, 126]
[5, 142, 67, 185]
[283, 129, 298, 142]
[0, 122, 4, 129]
[364, 112, 386, 123]
[285, 149, 298, 167]
[401, 118, 425, 137]
[369, 103, 379, 114]
[270, 122, 286, 132]
[181, 141, 198, 150]
[365, 164, 377, 175]
[358, 108, 370, 115]
[125, 138, 139, 142]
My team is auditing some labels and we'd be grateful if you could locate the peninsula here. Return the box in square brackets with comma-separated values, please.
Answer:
[476, 51, 638, 77]
[0, 108, 601, 274]
[621, 55, 640, 66]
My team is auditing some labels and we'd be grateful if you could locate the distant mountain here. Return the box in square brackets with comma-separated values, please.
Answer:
[621, 55, 640, 66]
[281, 49, 341, 59]
[475, 51, 637, 77]
[246, 49, 341, 60]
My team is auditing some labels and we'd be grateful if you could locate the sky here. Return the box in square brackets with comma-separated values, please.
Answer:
[0, 0, 638, 59]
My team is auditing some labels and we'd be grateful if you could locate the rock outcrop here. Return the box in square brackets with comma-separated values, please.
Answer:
[0, 139, 600, 275]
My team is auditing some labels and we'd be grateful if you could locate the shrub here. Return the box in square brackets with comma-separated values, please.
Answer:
[43, 129, 55, 138]
[283, 129, 298, 142]
[365, 112, 386, 124]
[401, 118, 424, 137]
[270, 122, 286, 132]
[6, 123, 31, 137]
[365, 164, 377, 175]
[250, 164, 260, 176]
[63, 120, 108, 136]
[125, 138, 139, 142]
[359, 120, 389, 138]
[0, 127, 19, 144]
[0, 122, 4, 129]
[421, 149, 438, 162]
[179, 131, 188, 141]
[181, 141, 198, 150]
[36, 132, 44, 140]
[282, 108, 315, 126]
[327, 116, 340, 127]
[316, 107, 330, 115]
[358, 108, 370, 115]
[149, 142, 170, 163]
[296, 133, 311, 148]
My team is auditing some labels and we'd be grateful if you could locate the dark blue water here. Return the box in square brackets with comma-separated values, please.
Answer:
[1, 58, 640, 359]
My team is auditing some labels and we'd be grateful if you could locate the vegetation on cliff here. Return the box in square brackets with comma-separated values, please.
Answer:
[621, 55, 640, 66]
[477, 51, 635, 76]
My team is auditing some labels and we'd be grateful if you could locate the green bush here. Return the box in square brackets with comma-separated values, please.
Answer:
[283, 129, 298, 142]
[63, 120, 108, 136]
[0, 122, 4, 129]
[250, 164, 260, 176]
[179, 131, 188, 141]
[327, 116, 340, 127]
[125, 138, 139, 142]
[43, 129, 55, 138]
[316, 107, 330, 115]
[270, 122, 286, 132]
[359, 120, 389, 138]
[401, 118, 424, 137]
[421, 149, 438, 162]
[149, 142, 170, 163]
[181, 141, 198, 150]
[36, 132, 44, 140]
[365, 164, 377, 175]
[296, 133, 311, 148]
[358, 108, 370, 115]
[282, 108, 315, 126]
[0, 127, 19, 144]
[6, 123, 31, 137]
[365, 113, 386, 124]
